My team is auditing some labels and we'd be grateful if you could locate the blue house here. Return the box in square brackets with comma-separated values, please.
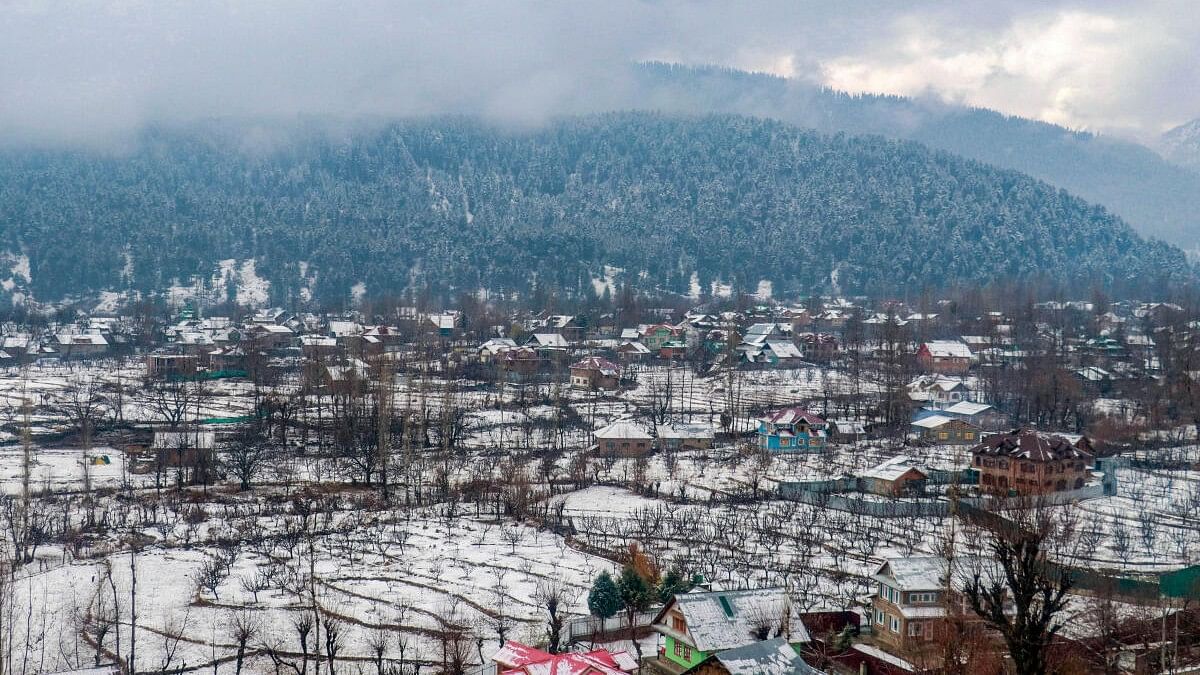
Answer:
[757, 407, 827, 452]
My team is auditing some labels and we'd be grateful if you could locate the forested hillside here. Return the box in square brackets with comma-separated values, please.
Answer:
[0, 113, 1188, 305]
[633, 63, 1200, 252]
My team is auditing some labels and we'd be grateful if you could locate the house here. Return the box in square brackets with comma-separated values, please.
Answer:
[542, 315, 586, 342]
[478, 338, 518, 362]
[940, 401, 1005, 431]
[208, 345, 249, 372]
[827, 419, 867, 443]
[758, 408, 827, 452]
[300, 335, 339, 359]
[56, 333, 109, 358]
[909, 415, 980, 444]
[868, 557, 948, 653]
[858, 457, 928, 497]
[146, 354, 199, 379]
[245, 323, 294, 350]
[426, 313, 459, 338]
[793, 333, 837, 362]
[650, 588, 811, 674]
[741, 341, 804, 368]
[616, 340, 652, 362]
[643, 324, 683, 352]
[906, 375, 971, 408]
[147, 429, 217, 471]
[570, 356, 621, 391]
[593, 419, 653, 457]
[492, 641, 637, 675]
[868, 556, 1009, 662]
[527, 333, 571, 353]
[497, 347, 545, 383]
[915, 341, 973, 374]
[684, 638, 825, 675]
[656, 423, 715, 450]
[971, 428, 1094, 495]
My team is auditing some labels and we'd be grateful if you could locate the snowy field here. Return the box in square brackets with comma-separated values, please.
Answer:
[0, 360, 1195, 672]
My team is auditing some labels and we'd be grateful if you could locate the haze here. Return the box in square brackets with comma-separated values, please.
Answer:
[1, 0, 1197, 147]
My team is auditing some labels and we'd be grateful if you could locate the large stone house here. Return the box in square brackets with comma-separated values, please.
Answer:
[971, 428, 1094, 495]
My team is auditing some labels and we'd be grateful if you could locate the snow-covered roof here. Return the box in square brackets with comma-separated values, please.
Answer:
[910, 414, 954, 430]
[529, 333, 569, 348]
[594, 419, 652, 440]
[570, 356, 620, 376]
[658, 588, 811, 652]
[706, 638, 824, 675]
[872, 556, 944, 591]
[760, 407, 826, 427]
[618, 340, 651, 354]
[56, 333, 108, 346]
[973, 428, 1092, 462]
[765, 341, 803, 359]
[942, 401, 993, 417]
[656, 422, 715, 440]
[921, 340, 973, 359]
[859, 456, 927, 482]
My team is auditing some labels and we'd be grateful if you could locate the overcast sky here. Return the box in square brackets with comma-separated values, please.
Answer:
[1, 1, 1196, 146]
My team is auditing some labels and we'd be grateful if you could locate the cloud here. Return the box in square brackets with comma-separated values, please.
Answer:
[818, 5, 1200, 135]
[0, 1, 1195, 146]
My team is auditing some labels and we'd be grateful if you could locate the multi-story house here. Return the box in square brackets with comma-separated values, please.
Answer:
[971, 428, 1094, 495]
[869, 556, 948, 653]
[916, 340, 973, 374]
[569, 356, 621, 391]
[642, 323, 683, 352]
[756, 408, 827, 452]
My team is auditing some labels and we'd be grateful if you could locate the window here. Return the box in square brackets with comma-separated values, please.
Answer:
[672, 616, 686, 632]
[890, 616, 900, 633]
[938, 432, 949, 440]
[964, 432, 975, 440]
[876, 609, 885, 624]
[909, 622, 921, 637]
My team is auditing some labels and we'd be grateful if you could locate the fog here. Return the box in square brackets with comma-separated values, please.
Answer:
[0, 1, 1196, 147]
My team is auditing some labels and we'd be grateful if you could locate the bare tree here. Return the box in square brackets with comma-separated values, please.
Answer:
[962, 508, 1073, 675]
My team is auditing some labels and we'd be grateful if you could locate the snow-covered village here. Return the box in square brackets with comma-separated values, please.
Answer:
[6, 3, 1200, 674]
[0, 288, 1197, 675]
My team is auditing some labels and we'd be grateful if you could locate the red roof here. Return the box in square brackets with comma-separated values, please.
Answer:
[570, 356, 620, 376]
[762, 407, 826, 427]
[493, 641, 636, 675]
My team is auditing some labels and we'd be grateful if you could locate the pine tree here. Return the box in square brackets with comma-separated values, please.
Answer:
[587, 571, 621, 620]
[656, 568, 693, 604]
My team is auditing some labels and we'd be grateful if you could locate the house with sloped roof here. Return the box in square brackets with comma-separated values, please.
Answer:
[757, 408, 826, 453]
[910, 414, 980, 445]
[492, 640, 636, 675]
[971, 428, 1094, 495]
[650, 588, 811, 674]
[570, 356, 621, 391]
[593, 419, 653, 457]
[684, 638, 825, 675]
[915, 340, 973, 374]
[857, 456, 927, 496]
[906, 375, 972, 408]
[656, 422, 715, 450]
